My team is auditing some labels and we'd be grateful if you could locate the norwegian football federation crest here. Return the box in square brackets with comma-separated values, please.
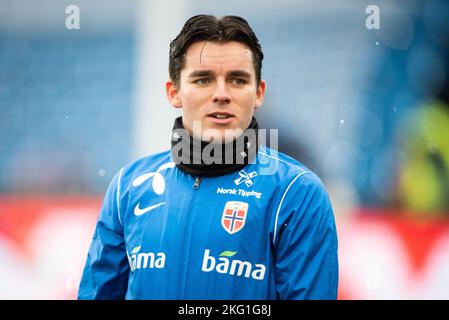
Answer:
[221, 201, 248, 234]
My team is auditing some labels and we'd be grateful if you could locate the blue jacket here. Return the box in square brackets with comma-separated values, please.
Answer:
[78, 146, 338, 299]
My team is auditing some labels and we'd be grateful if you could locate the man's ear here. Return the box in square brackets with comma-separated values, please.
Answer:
[254, 79, 266, 110]
[166, 80, 182, 108]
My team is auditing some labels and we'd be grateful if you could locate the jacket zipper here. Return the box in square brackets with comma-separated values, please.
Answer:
[179, 176, 201, 298]
[193, 177, 201, 190]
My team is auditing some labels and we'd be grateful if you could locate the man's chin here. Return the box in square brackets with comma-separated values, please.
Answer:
[188, 119, 244, 143]
[200, 126, 244, 143]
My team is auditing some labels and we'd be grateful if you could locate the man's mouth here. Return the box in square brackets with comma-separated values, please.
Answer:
[207, 112, 235, 119]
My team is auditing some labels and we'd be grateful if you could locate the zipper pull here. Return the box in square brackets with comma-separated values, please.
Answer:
[193, 177, 201, 190]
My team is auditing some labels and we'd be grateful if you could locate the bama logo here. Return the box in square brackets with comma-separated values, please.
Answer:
[201, 249, 266, 280]
[127, 245, 166, 272]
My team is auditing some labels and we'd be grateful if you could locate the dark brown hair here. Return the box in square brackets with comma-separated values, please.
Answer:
[169, 14, 264, 87]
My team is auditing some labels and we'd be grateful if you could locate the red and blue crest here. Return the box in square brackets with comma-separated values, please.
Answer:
[221, 201, 248, 234]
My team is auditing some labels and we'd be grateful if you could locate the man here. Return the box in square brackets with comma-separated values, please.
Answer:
[78, 14, 338, 299]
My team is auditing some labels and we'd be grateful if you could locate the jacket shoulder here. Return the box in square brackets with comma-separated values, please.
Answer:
[257, 146, 311, 178]
[256, 146, 328, 193]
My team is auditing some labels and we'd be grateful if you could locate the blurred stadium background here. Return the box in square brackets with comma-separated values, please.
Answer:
[1, 0, 449, 299]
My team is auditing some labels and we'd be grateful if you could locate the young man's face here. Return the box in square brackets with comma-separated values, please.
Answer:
[166, 41, 266, 142]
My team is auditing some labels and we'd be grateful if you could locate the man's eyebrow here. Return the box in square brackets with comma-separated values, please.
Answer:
[227, 70, 252, 79]
[187, 70, 252, 79]
[188, 70, 215, 78]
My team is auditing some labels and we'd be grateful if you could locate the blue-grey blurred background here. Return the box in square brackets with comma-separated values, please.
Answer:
[1, 0, 449, 299]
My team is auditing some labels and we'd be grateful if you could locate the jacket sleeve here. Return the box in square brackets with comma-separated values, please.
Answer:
[273, 172, 339, 300]
[78, 168, 130, 299]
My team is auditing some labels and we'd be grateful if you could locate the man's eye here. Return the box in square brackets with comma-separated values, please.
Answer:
[194, 78, 210, 85]
[230, 78, 246, 85]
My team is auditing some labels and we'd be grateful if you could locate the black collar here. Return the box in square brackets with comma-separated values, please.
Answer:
[170, 116, 259, 177]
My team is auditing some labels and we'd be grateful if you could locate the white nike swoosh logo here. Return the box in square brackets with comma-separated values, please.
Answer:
[134, 202, 166, 216]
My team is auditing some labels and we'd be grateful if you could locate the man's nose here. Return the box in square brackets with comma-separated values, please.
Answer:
[212, 80, 231, 104]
